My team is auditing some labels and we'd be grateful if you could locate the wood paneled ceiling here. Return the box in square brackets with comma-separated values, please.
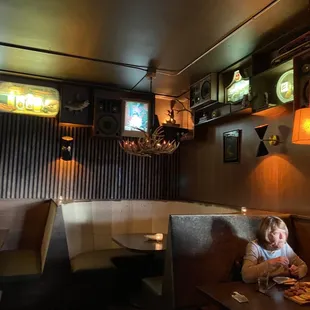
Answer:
[0, 0, 309, 96]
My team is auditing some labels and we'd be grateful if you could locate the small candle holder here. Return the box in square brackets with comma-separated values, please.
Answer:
[155, 243, 163, 250]
[241, 207, 247, 214]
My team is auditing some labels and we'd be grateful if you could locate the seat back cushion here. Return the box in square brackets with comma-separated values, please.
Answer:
[0, 250, 40, 277]
[292, 215, 310, 268]
[40, 200, 57, 272]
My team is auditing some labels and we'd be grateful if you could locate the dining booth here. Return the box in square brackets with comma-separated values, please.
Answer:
[60, 199, 310, 309]
[61, 200, 239, 273]
[141, 213, 310, 310]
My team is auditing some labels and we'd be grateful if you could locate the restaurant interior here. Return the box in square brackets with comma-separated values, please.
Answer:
[1, 0, 310, 309]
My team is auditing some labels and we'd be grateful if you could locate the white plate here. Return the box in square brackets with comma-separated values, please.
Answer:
[273, 276, 293, 284]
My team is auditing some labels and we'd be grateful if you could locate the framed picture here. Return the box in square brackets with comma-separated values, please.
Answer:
[223, 130, 241, 163]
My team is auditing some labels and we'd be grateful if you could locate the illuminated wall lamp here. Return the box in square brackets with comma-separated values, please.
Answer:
[292, 107, 310, 144]
[61, 136, 73, 161]
[255, 124, 280, 157]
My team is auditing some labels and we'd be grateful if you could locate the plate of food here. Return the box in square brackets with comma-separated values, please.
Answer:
[273, 277, 297, 285]
[284, 282, 310, 305]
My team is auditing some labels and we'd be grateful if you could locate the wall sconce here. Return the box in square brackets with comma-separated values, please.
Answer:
[292, 106, 310, 145]
[255, 124, 280, 157]
[61, 136, 73, 161]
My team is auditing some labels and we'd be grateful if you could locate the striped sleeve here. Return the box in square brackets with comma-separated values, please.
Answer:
[242, 241, 270, 283]
[286, 243, 308, 279]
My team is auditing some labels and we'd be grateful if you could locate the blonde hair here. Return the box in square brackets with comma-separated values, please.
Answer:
[257, 216, 288, 246]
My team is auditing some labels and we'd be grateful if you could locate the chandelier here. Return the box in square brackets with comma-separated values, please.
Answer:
[119, 126, 179, 157]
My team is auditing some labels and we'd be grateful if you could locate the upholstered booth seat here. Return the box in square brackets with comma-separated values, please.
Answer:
[0, 250, 40, 277]
[0, 199, 57, 280]
[292, 215, 310, 268]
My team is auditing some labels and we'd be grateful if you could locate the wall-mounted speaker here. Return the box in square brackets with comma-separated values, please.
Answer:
[190, 73, 218, 110]
[94, 98, 122, 138]
[294, 50, 310, 110]
[299, 61, 310, 107]
[302, 64, 310, 104]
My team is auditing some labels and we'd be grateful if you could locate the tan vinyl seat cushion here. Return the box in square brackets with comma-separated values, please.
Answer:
[142, 276, 163, 296]
[70, 248, 141, 273]
[0, 250, 41, 277]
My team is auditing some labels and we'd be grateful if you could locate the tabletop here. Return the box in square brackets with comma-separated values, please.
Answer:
[112, 233, 167, 253]
[197, 277, 310, 310]
[0, 229, 9, 248]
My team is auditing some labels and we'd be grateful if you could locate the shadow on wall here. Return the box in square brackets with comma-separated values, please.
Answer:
[178, 218, 248, 283]
[172, 216, 251, 309]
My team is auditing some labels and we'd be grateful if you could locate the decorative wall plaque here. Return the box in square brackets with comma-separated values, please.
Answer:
[223, 129, 241, 163]
[0, 81, 59, 117]
[225, 70, 250, 104]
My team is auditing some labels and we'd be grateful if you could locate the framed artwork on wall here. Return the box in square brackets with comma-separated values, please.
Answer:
[223, 129, 241, 163]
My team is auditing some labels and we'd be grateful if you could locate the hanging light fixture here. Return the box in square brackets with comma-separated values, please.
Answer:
[292, 63, 310, 145]
[119, 70, 180, 157]
[119, 126, 179, 157]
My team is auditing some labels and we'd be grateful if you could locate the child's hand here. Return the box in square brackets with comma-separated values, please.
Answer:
[289, 264, 299, 278]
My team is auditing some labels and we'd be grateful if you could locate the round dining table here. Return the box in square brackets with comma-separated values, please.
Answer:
[112, 233, 167, 253]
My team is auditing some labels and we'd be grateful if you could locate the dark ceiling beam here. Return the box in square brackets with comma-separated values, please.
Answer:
[0, 69, 178, 98]
[0, 41, 148, 72]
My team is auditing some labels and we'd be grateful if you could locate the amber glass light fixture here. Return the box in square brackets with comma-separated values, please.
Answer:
[119, 126, 179, 157]
[292, 107, 310, 145]
[61, 136, 73, 161]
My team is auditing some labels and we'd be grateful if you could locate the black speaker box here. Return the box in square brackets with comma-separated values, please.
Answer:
[294, 51, 310, 108]
[94, 97, 122, 138]
[190, 73, 218, 109]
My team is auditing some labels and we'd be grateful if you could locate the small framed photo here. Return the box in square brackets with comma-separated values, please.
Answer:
[223, 130, 241, 163]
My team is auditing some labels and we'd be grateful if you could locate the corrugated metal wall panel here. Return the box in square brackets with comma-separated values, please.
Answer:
[0, 113, 180, 200]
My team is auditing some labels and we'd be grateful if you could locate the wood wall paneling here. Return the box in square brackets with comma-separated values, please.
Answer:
[179, 104, 310, 215]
